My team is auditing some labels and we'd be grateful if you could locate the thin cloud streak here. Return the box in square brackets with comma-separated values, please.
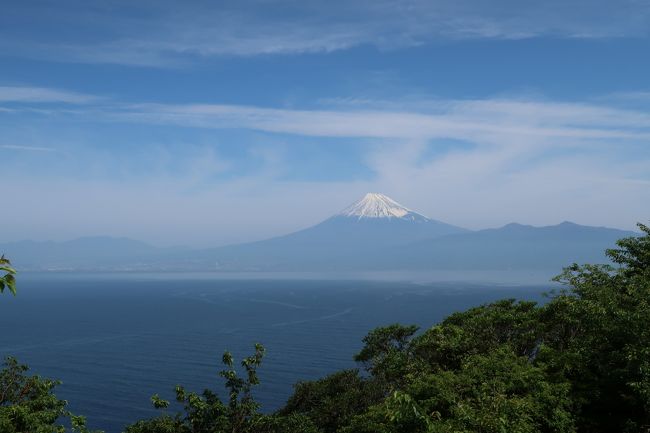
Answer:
[0, 86, 99, 104]
[3, 85, 649, 152]
[1, 0, 649, 66]
[114, 99, 650, 143]
[0, 144, 56, 152]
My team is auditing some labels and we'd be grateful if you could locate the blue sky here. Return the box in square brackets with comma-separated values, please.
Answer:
[2, 0, 650, 247]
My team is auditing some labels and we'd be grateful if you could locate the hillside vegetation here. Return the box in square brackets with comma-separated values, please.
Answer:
[2, 223, 649, 433]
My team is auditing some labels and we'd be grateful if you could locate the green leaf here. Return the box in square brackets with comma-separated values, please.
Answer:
[151, 394, 170, 409]
[222, 351, 234, 367]
[4, 274, 16, 295]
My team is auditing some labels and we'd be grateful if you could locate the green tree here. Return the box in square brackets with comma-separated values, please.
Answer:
[125, 344, 318, 433]
[353, 324, 419, 389]
[344, 347, 574, 433]
[410, 299, 541, 371]
[539, 222, 650, 432]
[0, 357, 94, 433]
[279, 369, 383, 433]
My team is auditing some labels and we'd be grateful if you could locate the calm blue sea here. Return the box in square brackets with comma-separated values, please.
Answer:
[0, 272, 551, 432]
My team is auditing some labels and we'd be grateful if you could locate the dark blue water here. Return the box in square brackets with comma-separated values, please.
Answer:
[0, 273, 550, 432]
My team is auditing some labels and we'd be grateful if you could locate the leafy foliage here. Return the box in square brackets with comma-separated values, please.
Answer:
[0, 357, 96, 433]
[0, 255, 17, 296]
[539, 223, 650, 432]
[607, 222, 650, 277]
[343, 347, 574, 433]
[353, 323, 419, 388]
[280, 369, 384, 433]
[125, 344, 317, 433]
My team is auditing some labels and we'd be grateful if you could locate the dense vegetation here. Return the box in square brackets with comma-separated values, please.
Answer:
[1, 223, 649, 432]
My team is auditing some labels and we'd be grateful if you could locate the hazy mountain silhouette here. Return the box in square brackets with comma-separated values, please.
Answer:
[0, 194, 638, 272]
[183, 193, 467, 270]
[395, 221, 635, 271]
[184, 196, 635, 271]
[0, 237, 176, 270]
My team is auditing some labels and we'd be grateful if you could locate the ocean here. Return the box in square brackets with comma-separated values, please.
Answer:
[0, 272, 551, 432]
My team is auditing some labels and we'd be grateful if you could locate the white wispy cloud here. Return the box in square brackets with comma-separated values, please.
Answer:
[112, 99, 650, 144]
[2, 0, 648, 66]
[4, 86, 649, 157]
[0, 86, 99, 104]
[606, 91, 650, 99]
[0, 144, 56, 152]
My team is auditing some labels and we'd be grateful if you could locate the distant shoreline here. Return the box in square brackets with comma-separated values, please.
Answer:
[17, 269, 559, 285]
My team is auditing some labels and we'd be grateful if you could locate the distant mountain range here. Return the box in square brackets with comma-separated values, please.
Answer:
[0, 193, 639, 272]
[0, 237, 182, 271]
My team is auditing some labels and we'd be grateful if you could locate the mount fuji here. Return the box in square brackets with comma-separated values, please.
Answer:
[184, 193, 467, 270]
[338, 193, 431, 221]
[287, 192, 467, 246]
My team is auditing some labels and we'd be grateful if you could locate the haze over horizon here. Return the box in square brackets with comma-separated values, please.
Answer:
[2, 0, 649, 248]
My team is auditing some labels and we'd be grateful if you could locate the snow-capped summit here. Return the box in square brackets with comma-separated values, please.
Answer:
[339, 193, 429, 222]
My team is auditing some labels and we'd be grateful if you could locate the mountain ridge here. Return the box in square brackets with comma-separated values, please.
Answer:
[0, 193, 640, 272]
